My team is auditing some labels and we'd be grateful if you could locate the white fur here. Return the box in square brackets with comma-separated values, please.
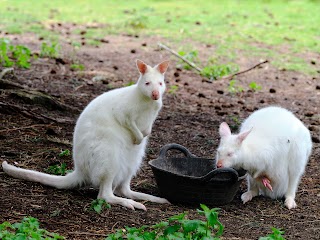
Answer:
[216, 106, 312, 209]
[2, 59, 170, 210]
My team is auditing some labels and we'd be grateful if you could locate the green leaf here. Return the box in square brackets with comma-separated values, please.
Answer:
[169, 213, 186, 221]
[181, 219, 201, 233]
[164, 224, 180, 236]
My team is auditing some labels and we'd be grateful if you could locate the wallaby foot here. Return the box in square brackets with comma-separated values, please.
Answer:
[122, 189, 170, 204]
[284, 197, 297, 209]
[120, 184, 170, 204]
[98, 179, 146, 211]
[241, 190, 258, 204]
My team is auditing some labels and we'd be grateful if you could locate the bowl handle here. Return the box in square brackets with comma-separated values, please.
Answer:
[159, 143, 196, 159]
[201, 167, 239, 184]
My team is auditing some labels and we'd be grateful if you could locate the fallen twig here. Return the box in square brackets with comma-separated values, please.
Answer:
[0, 124, 51, 134]
[221, 60, 269, 81]
[0, 67, 14, 80]
[158, 42, 202, 72]
[0, 78, 24, 89]
[0, 102, 73, 124]
[158, 42, 268, 80]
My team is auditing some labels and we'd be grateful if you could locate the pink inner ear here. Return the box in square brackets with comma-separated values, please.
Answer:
[157, 60, 169, 74]
[219, 122, 231, 138]
[237, 128, 252, 143]
[136, 60, 147, 74]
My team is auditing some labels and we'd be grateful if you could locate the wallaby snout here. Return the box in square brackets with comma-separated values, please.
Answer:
[152, 90, 160, 100]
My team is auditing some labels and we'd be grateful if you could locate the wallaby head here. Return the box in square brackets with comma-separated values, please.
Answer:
[136, 59, 169, 100]
[216, 122, 252, 169]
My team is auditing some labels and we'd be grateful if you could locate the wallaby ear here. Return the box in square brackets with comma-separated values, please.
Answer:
[237, 128, 252, 144]
[219, 122, 231, 138]
[155, 60, 170, 74]
[136, 59, 148, 74]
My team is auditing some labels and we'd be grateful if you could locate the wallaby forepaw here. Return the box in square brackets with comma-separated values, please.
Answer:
[241, 191, 253, 204]
[141, 130, 151, 137]
[133, 136, 143, 145]
[285, 197, 297, 209]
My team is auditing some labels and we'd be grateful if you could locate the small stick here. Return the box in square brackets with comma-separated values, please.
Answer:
[158, 42, 268, 80]
[0, 124, 51, 133]
[158, 42, 202, 72]
[221, 60, 269, 80]
[0, 67, 14, 80]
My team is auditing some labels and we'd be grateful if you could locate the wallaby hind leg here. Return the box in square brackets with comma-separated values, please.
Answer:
[98, 177, 146, 211]
[119, 177, 169, 204]
[285, 145, 310, 209]
[241, 175, 260, 204]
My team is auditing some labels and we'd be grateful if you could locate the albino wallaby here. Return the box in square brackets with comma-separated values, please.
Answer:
[2, 59, 170, 211]
[216, 106, 312, 209]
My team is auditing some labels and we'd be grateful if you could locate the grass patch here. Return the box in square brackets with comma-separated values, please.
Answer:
[0, 0, 319, 74]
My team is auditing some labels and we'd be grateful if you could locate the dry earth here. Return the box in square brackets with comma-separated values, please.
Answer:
[0, 28, 320, 239]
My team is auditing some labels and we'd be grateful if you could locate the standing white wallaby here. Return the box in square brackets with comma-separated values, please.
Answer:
[215, 106, 312, 209]
[2, 59, 170, 211]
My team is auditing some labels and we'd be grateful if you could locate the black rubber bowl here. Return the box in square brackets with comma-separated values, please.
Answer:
[149, 143, 247, 205]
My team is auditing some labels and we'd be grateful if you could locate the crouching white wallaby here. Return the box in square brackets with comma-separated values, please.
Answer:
[215, 106, 312, 209]
[2, 59, 170, 211]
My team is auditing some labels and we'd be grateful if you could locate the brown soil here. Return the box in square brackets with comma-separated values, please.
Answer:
[0, 31, 319, 240]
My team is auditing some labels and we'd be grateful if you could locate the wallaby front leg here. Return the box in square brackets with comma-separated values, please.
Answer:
[141, 125, 152, 137]
[125, 119, 144, 145]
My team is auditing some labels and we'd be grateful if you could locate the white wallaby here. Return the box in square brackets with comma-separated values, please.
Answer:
[2, 59, 170, 211]
[215, 106, 312, 209]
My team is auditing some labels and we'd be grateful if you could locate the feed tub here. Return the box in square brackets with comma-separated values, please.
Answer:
[149, 143, 247, 205]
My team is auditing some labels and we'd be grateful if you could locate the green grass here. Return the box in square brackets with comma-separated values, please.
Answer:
[0, 0, 319, 74]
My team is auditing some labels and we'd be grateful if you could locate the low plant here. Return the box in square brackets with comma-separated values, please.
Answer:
[11, 45, 32, 68]
[90, 199, 111, 214]
[59, 149, 71, 157]
[249, 81, 262, 91]
[0, 38, 32, 68]
[228, 79, 244, 94]
[0, 217, 64, 239]
[70, 63, 85, 71]
[125, 80, 135, 86]
[46, 163, 71, 175]
[40, 42, 59, 58]
[259, 227, 285, 240]
[106, 204, 224, 240]
[126, 15, 149, 29]
[228, 115, 241, 131]
[201, 63, 239, 81]
[168, 85, 179, 95]
[178, 50, 199, 70]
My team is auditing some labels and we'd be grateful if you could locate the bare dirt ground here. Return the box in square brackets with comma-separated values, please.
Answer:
[0, 27, 319, 240]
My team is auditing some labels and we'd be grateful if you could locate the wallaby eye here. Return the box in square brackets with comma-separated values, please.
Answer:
[145, 82, 150, 86]
[227, 152, 233, 157]
[159, 82, 163, 86]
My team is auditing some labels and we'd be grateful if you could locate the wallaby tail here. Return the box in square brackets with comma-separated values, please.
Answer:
[2, 161, 81, 189]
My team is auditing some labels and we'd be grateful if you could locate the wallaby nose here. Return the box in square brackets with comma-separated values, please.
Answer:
[217, 160, 223, 168]
[152, 90, 160, 100]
